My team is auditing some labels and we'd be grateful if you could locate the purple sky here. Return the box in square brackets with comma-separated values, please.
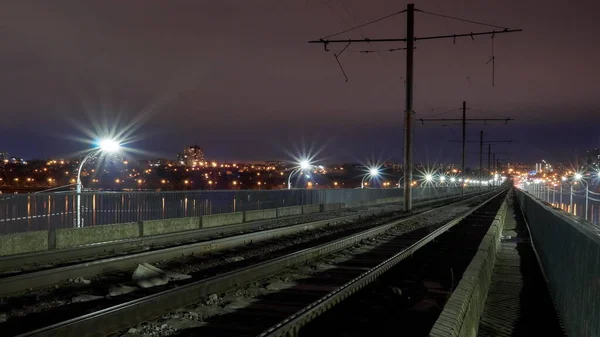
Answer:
[0, 0, 598, 166]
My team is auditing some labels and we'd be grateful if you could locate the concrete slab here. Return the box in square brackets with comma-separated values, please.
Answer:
[321, 203, 344, 211]
[276, 206, 302, 218]
[56, 222, 139, 249]
[0, 230, 48, 256]
[143, 217, 199, 236]
[133, 263, 169, 288]
[201, 212, 244, 228]
[302, 204, 320, 214]
[244, 209, 277, 222]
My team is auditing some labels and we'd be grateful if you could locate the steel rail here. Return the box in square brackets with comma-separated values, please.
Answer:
[0, 191, 480, 273]
[257, 189, 506, 337]
[17, 190, 503, 337]
[0, 192, 485, 296]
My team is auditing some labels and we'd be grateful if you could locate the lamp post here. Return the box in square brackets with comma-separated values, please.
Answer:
[574, 173, 589, 220]
[560, 176, 566, 209]
[76, 139, 121, 228]
[287, 160, 311, 190]
[361, 167, 380, 189]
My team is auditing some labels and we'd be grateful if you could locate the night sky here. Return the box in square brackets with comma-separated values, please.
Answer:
[1, 0, 599, 166]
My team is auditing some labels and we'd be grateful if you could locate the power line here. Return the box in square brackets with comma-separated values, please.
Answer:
[309, 4, 522, 211]
[415, 9, 508, 30]
[320, 10, 406, 40]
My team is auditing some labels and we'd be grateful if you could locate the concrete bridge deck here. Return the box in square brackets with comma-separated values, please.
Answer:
[478, 192, 565, 336]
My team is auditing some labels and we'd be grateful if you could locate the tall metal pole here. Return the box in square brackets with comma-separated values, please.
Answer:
[461, 101, 466, 198]
[479, 130, 483, 192]
[487, 144, 491, 175]
[403, 3, 414, 212]
[570, 184, 573, 214]
[583, 180, 589, 220]
[76, 151, 96, 228]
[560, 184, 563, 208]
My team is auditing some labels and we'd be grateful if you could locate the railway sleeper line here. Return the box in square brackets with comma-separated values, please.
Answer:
[3, 189, 505, 337]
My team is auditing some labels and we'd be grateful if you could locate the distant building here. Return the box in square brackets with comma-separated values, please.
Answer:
[183, 145, 205, 167]
[587, 148, 600, 170]
[534, 160, 552, 174]
[0, 151, 8, 164]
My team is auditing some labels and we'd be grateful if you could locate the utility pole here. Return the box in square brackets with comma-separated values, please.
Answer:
[403, 3, 415, 212]
[420, 101, 513, 197]
[488, 144, 491, 174]
[309, 4, 521, 211]
[480, 131, 484, 178]
[493, 153, 496, 171]
[462, 101, 466, 197]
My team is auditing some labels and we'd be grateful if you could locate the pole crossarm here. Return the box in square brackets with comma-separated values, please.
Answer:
[308, 28, 522, 45]
[419, 118, 513, 122]
[450, 140, 513, 143]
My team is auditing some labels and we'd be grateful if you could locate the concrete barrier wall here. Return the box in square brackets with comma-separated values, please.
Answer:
[515, 189, 600, 337]
[143, 217, 199, 236]
[201, 212, 244, 228]
[276, 206, 303, 218]
[321, 203, 344, 211]
[244, 209, 277, 222]
[55, 222, 140, 249]
[430, 194, 508, 337]
[302, 204, 321, 214]
[0, 230, 49, 256]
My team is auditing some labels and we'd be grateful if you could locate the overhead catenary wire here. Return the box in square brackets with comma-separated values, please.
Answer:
[320, 9, 406, 40]
[414, 9, 508, 30]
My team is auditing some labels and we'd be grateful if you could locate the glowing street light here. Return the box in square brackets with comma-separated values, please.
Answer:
[361, 167, 380, 189]
[425, 174, 433, 182]
[287, 158, 313, 190]
[573, 172, 589, 220]
[76, 138, 121, 228]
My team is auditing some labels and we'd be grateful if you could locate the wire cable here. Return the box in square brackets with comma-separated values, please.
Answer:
[419, 107, 463, 119]
[414, 9, 508, 30]
[320, 9, 406, 39]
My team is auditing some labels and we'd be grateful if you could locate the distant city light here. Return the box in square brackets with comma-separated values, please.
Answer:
[439, 176, 446, 182]
[574, 173, 583, 180]
[425, 174, 433, 182]
[450, 177, 456, 182]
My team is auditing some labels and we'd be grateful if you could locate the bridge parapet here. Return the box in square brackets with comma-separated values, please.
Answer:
[515, 188, 600, 337]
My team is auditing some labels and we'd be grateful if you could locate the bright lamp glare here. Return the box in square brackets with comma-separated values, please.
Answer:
[574, 173, 583, 180]
[450, 177, 456, 182]
[425, 174, 433, 182]
[299, 160, 310, 170]
[369, 168, 379, 176]
[99, 139, 121, 153]
[439, 176, 446, 182]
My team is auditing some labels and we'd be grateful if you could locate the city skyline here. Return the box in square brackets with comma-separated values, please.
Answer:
[1, 1, 599, 164]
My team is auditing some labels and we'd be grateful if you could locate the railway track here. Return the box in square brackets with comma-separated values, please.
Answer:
[0, 189, 505, 337]
[0, 191, 485, 298]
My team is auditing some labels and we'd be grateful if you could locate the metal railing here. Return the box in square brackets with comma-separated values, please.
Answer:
[515, 188, 600, 337]
[0, 186, 479, 234]
[522, 183, 600, 225]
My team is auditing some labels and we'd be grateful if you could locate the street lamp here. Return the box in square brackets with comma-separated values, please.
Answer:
[76, 138, 121, 227]
[573, 173, 589, 220]
[423, 174, 434, 188]
[361, 167, 380, 189]
[287, 159, 312, 190]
